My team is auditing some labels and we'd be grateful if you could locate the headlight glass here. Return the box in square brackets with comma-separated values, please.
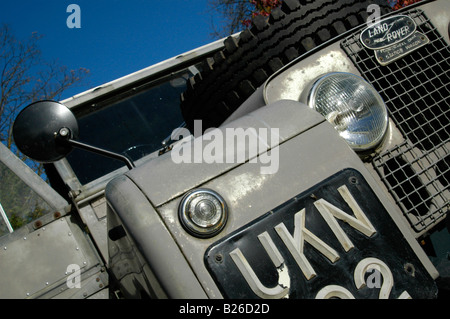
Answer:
[179, 189, 228, 238]
[307, 72, 388, 151]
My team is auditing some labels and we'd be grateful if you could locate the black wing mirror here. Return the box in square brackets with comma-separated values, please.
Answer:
[13, 100, 135, 169]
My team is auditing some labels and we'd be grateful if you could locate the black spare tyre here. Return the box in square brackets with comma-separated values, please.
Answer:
[180, 0, 392, 133]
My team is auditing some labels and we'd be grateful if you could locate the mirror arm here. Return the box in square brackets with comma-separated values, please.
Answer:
[57, 128, 135, 170]
[67, 139, 136, 170]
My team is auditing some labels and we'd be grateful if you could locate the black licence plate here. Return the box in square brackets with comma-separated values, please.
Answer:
[205, 169, 437, 299]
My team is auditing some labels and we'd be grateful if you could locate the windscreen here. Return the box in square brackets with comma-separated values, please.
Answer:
[65, 68, 193, 185]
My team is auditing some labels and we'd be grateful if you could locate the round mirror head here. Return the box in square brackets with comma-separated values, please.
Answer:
[12, 100, 79, 163]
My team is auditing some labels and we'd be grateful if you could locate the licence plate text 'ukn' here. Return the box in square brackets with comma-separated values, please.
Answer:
[205, 169, 437, 299]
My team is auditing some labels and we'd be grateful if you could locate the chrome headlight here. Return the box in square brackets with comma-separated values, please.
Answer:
[306, 72, 388, 152]
[179, 189, 228, 238]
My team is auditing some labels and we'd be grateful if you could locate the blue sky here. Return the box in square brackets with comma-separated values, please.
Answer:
[0, 0, 222, 100]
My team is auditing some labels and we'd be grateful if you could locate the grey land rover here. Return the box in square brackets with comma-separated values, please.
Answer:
[1, 0, 449, 299]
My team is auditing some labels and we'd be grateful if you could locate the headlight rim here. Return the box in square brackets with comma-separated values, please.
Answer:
[305, 71, 389, 152]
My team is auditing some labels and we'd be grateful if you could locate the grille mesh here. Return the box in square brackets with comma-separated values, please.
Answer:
[341, 9, 449, 232]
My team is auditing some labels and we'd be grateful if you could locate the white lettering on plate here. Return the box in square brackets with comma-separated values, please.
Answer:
[385, 26, 410, 42]
[229, 185, 412, 299]
[275, 209, 340, 280]
[368, 23, 389, 38]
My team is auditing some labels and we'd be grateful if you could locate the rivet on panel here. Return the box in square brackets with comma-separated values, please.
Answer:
[34, 220, 42, 228]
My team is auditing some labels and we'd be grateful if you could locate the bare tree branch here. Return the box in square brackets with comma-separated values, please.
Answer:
[208, 0, 255, 38]
[0, 24, 89, 177]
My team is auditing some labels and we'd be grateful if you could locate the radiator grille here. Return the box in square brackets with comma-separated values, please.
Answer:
[341, 9, 449, 232]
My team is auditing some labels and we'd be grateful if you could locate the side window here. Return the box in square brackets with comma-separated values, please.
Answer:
[0, 161, 53, 237]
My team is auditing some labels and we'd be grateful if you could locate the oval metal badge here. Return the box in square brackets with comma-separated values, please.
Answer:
[360, 15, 416, 50]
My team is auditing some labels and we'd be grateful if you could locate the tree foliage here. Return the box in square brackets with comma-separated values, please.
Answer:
[242, 0, 283, 27]
[389, 0, 423, 10]
[208, 0, 282, 38]
[209, 0, 423, 38]
[0, 24, 89, 175]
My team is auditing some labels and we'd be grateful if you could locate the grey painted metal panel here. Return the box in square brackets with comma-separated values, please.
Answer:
[125, 100, 325, 208]
[106, 175, 208, 298]
[0, 217, 89, 298]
